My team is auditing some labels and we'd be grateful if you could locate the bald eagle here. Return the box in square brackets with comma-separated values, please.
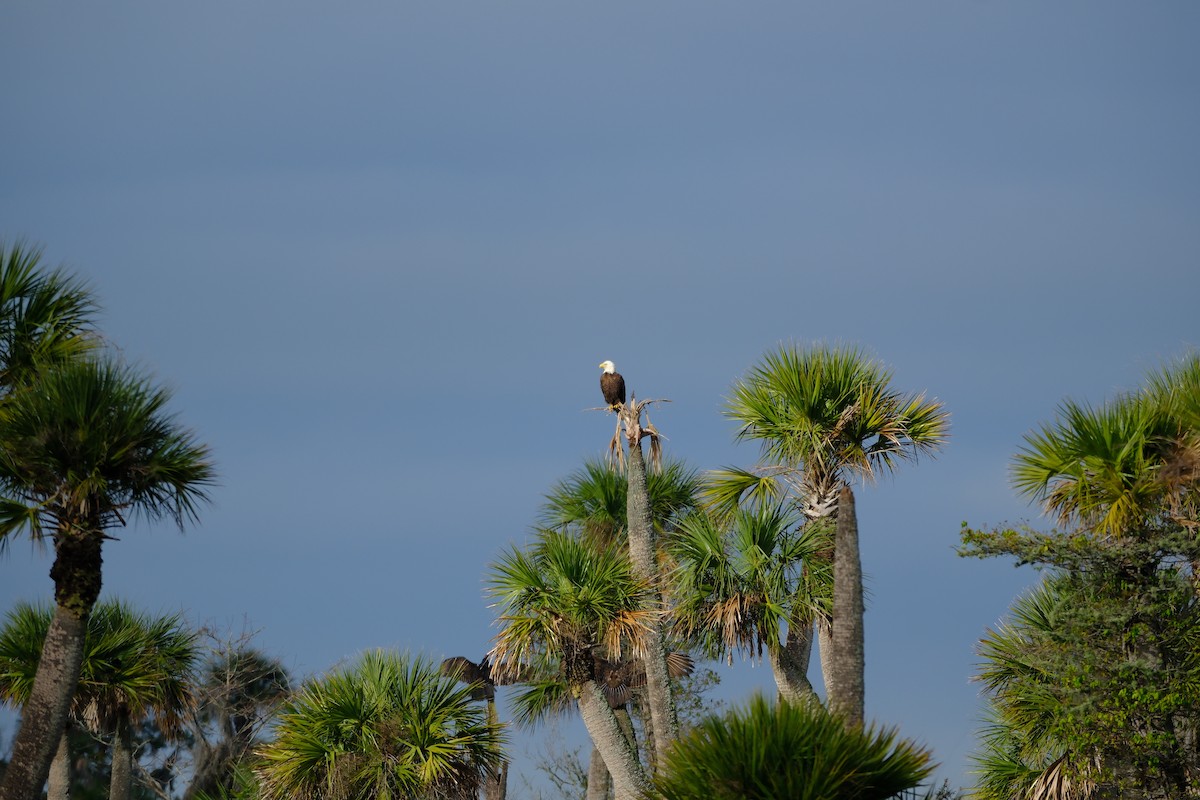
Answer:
[599, 360, 626, 410]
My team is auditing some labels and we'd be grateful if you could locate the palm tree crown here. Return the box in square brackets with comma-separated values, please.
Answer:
[670, 505, 830, 663]
[708, 343, 948, 517]
[0, 242, 97, 393]
[256, 650, 505, 800]
[0, 355, 215, 547]
[488, 530, 655, 683]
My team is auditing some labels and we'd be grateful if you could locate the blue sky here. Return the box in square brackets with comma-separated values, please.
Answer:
[2, 2, 1198, 791]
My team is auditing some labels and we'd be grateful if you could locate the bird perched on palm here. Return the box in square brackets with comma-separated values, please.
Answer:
[599, 360, 626, 411]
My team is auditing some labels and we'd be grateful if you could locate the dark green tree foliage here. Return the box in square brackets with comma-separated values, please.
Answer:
[962, 528, 1200, 798]
[648, 695, 932, 800]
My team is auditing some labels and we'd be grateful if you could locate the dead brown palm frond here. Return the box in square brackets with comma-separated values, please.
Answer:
[1026, 752, 1096, 800]
[608, 414, 624, 467]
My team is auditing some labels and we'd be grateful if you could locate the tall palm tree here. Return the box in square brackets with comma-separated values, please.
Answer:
[648, 694, 933, 800]
[488, 530, 656, 800]
[0, 357, 214, 800]
[0, 600, 199, 800]
[670, 504, 831, 705]
[607, 398, 691, 760]
[0, 242, 97, 396]
[255, 650, 504, 800]
[707, 344, 948, 724]
[542, 454, 700, 767]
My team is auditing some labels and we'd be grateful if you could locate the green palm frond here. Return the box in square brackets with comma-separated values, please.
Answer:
[540, 458, 701, 546]
[699, 466, 789, 520]
[670, 506, 824, 662]
[650, 695, 933, 800]
[0, 599, 198, 736]
[722, 343, 948, 511]
[487, 531, 656, 680]
[1013, 396, 1173, 536]
[0, 241, 98, 392]
[257, 651, 504, 800]
[0, 602, 50, 705]
[0, 355, 215, 537]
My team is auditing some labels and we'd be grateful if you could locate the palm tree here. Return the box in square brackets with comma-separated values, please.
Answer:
[0, 600, 199, 800]
[488, 530, 656, 800]
[255, 650, 504, 800]
[707, 343, 948, 724]
[540, 457, 700, 549]
[1015, 354, 1200, 541]
[648, 694, 933, 800]
[0, 356, 214, 800]
[542, 454, 700, 767]
[81, 603, 198, 800]
[0, 242, 97, 395]
[670, 504, 831, 705]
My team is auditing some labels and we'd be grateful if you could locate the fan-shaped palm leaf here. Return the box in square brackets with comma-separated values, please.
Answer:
[257, 650, 504, 800]
[649, 695, 933, 800]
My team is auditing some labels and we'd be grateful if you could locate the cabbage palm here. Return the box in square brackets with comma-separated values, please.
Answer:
[0, 600, 199, 800]
[1015, 354, 1200, 540]
[648, 694, 932, 800]
[707, 343, 948, 724]
[0, 357, 214, 800]
[256, 650, 504, 800]
[82, 603, 197, 800]
[1013, 395, 1179, 538]
[488, 530, 656, 800]
[541, 457, 700, 548]
[0, 242, 97, 395]
[671, 504, 831, 705]
[611, 400, 690, 759]
[542, 455, 700, 762]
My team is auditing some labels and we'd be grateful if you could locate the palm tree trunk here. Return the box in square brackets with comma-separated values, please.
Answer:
[46, 727, 72, 800]
[586, 746, 610, 800]
[483, 699, 507, 800]
[109, 712, 134, 800]
[624, 431, 679, 759]
[613, 706, 638, 756]
[0, 606, 88, 800]
[768, 611, 817, 704]
[828, 484, 864, 725]
[576, 681, 650, 800]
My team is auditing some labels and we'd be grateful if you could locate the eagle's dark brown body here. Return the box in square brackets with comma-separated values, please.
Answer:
[600, 362, 626, 409]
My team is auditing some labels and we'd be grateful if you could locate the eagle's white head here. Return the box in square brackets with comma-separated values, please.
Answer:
[599, 360, 616, 373]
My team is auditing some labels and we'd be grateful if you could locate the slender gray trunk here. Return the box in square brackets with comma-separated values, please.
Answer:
[768, 612, 816, 704]
[46, 727, 72, 800]
[828, 484, 864, 725]
[586, 745, 610, 800]
[1, 607, 88, 800]
[109, 712, 133, 800]
[624, 430, 678, 760]
[613, 706, 638, 757]
[576, 681, 650, 800]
